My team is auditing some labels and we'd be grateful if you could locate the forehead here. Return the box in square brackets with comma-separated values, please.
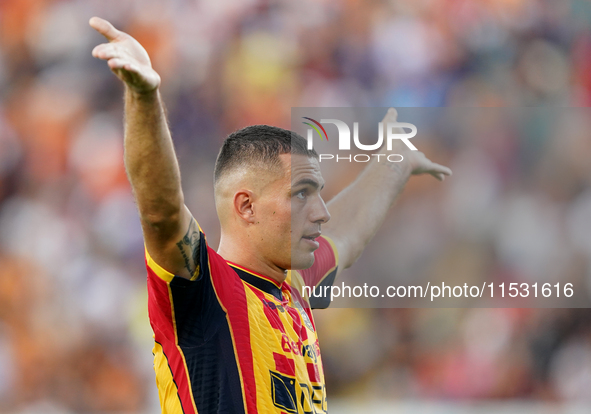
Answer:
[280, 154, 324, 186]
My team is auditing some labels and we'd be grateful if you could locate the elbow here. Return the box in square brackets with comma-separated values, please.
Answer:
[136, 193, 185, 227]
[140, 209, 183, 232]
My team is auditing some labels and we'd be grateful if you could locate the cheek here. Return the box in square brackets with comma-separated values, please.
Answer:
[289, 203, 305, 234]
[265, 200, 292, 235]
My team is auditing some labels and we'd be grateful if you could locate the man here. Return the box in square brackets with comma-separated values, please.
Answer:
[90, 16, 451, 414]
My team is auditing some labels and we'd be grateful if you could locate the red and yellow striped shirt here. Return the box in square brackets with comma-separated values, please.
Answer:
[146, 221, 338, 414]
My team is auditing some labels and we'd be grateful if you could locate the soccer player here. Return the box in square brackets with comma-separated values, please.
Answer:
[90, 16, 451, 414]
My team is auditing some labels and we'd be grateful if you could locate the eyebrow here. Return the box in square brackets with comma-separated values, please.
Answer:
[292, 178, 325, 190]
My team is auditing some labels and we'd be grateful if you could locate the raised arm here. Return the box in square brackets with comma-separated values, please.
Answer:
[322, 108, 452, 274]
[90, 17, 198, 279]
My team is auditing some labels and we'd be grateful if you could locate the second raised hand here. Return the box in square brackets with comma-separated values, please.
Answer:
[381, 108, 452, 181]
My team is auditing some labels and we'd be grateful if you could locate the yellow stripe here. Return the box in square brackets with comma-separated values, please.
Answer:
[153, 342, 184, 414]
[145, 246, 175, 283]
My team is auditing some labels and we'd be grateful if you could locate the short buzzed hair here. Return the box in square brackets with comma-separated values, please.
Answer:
[214, 125, 318, 183]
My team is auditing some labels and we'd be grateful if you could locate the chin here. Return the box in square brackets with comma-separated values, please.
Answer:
[290, 253, 316, 270]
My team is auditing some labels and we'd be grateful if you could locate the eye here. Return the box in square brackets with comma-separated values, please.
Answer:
[295, 190, 306, 200]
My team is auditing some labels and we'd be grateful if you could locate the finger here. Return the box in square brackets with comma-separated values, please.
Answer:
[92, 44, 119, 60]
[382, 107, 398, 124]
[89, 17, 123, 42]
[428, 162, 452, 177]
[428, 171, 444, 181]
[108, 58, 127, 70]
[123, 63, 140, 73]
[91, 44, 105, 58]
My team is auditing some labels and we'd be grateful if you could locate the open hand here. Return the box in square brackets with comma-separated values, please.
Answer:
[90, 17, 160, 94]
[383, 108, 452, 181]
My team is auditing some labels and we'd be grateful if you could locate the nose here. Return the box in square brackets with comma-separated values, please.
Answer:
[312, 195, 331, 224]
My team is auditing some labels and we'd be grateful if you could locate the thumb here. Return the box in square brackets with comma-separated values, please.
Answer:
[89, 17, 123, 42]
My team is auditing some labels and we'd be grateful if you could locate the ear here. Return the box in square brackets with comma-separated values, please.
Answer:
[233, 190, 256, 224]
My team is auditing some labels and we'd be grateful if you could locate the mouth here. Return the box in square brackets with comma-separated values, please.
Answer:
[302, 232, 321, 248]
[302, 231, 321, 241]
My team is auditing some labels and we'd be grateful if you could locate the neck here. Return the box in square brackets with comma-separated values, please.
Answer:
[217, 233, 287, 284]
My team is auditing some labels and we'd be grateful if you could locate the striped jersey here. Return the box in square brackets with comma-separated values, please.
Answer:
[145, 220, 338, 414]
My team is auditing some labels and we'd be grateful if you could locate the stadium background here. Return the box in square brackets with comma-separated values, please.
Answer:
[1, 0, 591, 412]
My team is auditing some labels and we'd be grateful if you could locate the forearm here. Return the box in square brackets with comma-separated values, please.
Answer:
[124, 88, 184, 226]
[323, 158, 412, 268]
[90, 17, 197, 276]
[321, 109, 452, 271]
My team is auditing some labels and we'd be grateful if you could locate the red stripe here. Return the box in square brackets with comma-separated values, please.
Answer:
[307, 363, 320, 383]
[298, 236, 336, 288]
[273, 353, 295, 377]
[248, 286, 285, 332]
[209, 248, 258, 413]
[287, 307, 301, 330]
[146, 264, 196, 414]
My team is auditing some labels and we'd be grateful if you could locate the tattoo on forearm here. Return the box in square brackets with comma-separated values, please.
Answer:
[176, 219, 200, 277]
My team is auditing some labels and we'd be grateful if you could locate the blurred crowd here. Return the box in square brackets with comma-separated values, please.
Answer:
[1, 0, 591, 412]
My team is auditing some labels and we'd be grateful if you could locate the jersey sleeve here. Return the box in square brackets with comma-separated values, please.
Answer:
[295, 235, 339, 309]
[145, 220, 226, 348]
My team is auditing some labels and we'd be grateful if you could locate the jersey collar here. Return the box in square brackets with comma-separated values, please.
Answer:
[227, 262, 283, 301]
